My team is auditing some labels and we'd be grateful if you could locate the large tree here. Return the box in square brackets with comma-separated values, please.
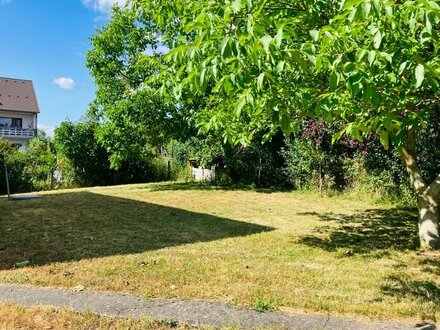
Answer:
[86, 7, 192, 167]
[311, 1, 440, 249]
[121, 0, 440, 249]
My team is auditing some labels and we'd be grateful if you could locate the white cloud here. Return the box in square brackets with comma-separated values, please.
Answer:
[82, 0, 127, 13]
[53, 77, 76, 90]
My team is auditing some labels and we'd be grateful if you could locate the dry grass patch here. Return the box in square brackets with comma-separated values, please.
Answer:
[0, 303, 195, 329]
[0, 182, 439, 322]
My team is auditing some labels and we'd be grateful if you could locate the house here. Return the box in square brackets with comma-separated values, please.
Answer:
[0, 77, 39, 148]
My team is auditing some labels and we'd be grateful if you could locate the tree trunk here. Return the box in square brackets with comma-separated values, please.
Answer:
[417, 194, 440, 249]
[400, 128, 440, 249]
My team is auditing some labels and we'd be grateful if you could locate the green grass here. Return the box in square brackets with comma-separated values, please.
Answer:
[0, 182, 439, 322]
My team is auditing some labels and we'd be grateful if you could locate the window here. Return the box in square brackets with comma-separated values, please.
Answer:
[0, 117, 11, 127]
[0, 117, 23, 128]
[12, 118, 22, 128]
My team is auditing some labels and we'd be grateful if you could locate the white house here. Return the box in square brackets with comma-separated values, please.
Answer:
[0, 77, 39, 148]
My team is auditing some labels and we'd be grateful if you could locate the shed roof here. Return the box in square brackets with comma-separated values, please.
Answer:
[0, 77, 40, 113]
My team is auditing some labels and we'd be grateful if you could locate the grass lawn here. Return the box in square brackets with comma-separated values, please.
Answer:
[0, 182, 439, 323]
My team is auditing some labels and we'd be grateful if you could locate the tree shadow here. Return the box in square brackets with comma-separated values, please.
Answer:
[418, 257, 440, 277]
[381, 275, 440, 305]
[297, 208, 419, 254]
[381, 273, 440, 324]
[0, 191, 273, 270]
[145, 182, 287, 193]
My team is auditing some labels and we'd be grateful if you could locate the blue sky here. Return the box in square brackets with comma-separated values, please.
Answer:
[0, 0, 125, 136]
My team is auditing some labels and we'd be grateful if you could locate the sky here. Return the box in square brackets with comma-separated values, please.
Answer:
[0, 0, 126, 136]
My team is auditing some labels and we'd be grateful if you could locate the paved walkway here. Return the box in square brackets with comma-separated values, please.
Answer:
[0, 284, 436, 329]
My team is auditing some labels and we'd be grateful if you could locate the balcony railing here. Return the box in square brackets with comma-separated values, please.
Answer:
[0, 127, 36, 138]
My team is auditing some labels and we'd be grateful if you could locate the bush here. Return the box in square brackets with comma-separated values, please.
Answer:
[281, 138, 318, 190]
[224, 132, 287, 188]
[0, 139, 32, 194]
[55, 120, 169, 187]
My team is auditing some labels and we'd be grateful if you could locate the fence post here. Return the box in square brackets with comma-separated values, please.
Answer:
[4, 164, 11, 200]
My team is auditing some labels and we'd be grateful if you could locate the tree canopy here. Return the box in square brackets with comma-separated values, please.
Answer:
[86, 7, 192, 166]
[125, 0, 440, 147]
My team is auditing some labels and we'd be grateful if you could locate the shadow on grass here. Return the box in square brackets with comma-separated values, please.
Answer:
[0, 191, 273, 270]
[297, 208, 419, 254]
[419, 257, 440, 276]
[381, 274, 440, 306]
[146, 181, 288, 194]
[379, 258, 440, 324]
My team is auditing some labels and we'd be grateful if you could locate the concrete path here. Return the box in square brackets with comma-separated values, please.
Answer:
[0, 284, 436, 330]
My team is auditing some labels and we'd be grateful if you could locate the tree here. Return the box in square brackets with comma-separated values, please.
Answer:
[23, 131, 57, 190]
[55, 121, 113, 186]
[311, 1, 440, 249]
[0, 139, 31, 194]
[55, 120, 168, 186]
[86, 7, 194, 167]
[124, 0, 440, 249]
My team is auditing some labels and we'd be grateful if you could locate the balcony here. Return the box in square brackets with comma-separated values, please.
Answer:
[0, 127, 36, 139]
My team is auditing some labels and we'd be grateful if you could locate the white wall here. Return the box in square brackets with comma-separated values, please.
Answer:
[0, 110, 37, 129]
[191, 167, 216, 182]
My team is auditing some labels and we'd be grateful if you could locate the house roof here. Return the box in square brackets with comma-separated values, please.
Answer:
[0, 77, 39, 113]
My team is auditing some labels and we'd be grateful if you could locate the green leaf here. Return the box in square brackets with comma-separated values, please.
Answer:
[363, 83, 373, 101]
[363, 2, 371, 17]
[260, 35, 272, 53]
[371, 90, 381, 106]
[332, 128, 346, 144]
[276, 61, 285, 73]
[235, 95, 246, 117]
[415, 64, 425, 88]
[330, 71, 340, 91]
[349, 75, 363, 97]
[246, 16, 254, 35]
[426, 13, 433, 35]
[274, 27, 283, 48]
[356, 49, 367, 61]
[256, 72, 265, 90]
[383, 117, 392, 130]
[379, 52, 392, 63]
[379, 130, 389, 149]
[373, 30, 382, 49]
[220, 37, 230, 57]
[211, 63, 218, 79]
[199, 68, 207, 85]
[231, 0, 241, 13]
[398, 61, 408, 75]
[310, 29, 319, 41]
[372, 0, 381, 14]
[368, 51, 376, 65]
[291, 50, 307, 71]
[280, 113, 292, 135]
